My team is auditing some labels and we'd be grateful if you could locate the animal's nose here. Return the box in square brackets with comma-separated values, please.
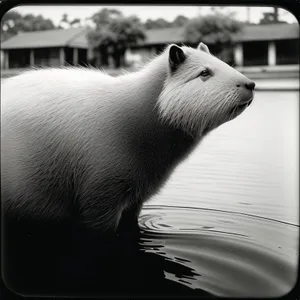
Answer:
[245, 81, 255, 90]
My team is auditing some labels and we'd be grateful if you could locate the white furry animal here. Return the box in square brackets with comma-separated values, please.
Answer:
[1, 43, 255, 234]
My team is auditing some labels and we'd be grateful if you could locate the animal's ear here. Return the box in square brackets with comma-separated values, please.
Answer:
[197, 42, 210, 54]
[169, 44, 186, 72]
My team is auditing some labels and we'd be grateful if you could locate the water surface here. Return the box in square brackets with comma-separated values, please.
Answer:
[138, 90, 299, 297]
[2, 90, 298, 299]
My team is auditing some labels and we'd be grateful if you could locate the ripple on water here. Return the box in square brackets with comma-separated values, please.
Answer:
[138, 205, 299, 298]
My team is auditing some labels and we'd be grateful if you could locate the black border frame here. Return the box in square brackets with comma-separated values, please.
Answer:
[0, 0, 299, 299]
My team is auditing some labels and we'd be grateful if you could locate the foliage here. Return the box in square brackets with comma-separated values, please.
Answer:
[184, 12, 244, 55]
[90, 8, 122, 28]
[1, 11, 56, 41]
[58, 13, 81, 29]
[144, 18, 171, 29]
[87, 9, 146, 68]
[144, 15, 189, 29]
[172, 15, 189, 27]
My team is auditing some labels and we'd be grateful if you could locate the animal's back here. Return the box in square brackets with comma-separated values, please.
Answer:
[1, 68, 129, 222]
[1, 67, 115, 120]
[1, 44, 255, 230]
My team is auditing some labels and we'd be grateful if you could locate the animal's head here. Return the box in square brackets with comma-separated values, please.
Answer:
[157, 43, 255, 137]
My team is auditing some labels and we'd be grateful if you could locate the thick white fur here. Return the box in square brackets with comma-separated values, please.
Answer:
[1, 59, 168, 230]
[1, 43, 253, 231]
[197, 42, 210, 54]
[157, 45, 251, 137]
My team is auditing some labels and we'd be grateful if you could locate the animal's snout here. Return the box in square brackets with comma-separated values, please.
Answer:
[236, 80, 255, 106]
[236, 81, 256, 91]
[245, 81, 255, 90]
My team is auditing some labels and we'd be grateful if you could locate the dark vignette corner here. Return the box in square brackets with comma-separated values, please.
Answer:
[0, 0, 299, 299]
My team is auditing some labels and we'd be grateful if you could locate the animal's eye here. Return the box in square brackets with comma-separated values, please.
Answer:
[199, 69, 210, 77]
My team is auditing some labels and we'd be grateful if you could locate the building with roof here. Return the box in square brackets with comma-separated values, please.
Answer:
[232, 23, 299, 69]
[1, 27, 90, 69]
[127, 23, 299, 72]
[1, 22, 299, 76]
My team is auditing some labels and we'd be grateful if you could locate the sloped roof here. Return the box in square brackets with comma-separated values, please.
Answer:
[1, 27, 89, 49]
[140, 23, 299, 45]
[141, 27, 185, 45]
[1, 23, 299, 50]
[233, 23, 299, 42]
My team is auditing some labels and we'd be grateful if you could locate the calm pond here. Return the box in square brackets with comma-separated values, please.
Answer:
[138, 90, 299, 297]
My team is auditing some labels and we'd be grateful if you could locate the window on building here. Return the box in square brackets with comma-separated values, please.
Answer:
[65, 47, 74, 66]
[9, 49, 30, 68]
[35, 48, 60, 67]
[275, 39, 299, 65]
[243, 41, 269, 66]
[78, 49, 88, 66]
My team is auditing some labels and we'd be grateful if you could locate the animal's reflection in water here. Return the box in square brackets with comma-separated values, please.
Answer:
[3, 218, 214, 298]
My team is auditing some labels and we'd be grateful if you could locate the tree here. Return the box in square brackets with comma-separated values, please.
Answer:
[143, 16, 190, 30]
[58, 13, 81, 29]
[86, 9, 124, 67]
[144, 18, 171, 29]
[1, 11, 56, 41]
[87, 9, 146, 68]
[1, 11, 22, 41]
[90, 8, 122, 28]
[184, 12, 244, 58]
[172, 15, 189, 27]
[21, 14, 55, 31]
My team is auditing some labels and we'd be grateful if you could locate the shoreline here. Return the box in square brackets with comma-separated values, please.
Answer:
[1, 68, 299, 91]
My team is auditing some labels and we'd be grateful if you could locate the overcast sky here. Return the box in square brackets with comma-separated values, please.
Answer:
[10, 5, 298, 25]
